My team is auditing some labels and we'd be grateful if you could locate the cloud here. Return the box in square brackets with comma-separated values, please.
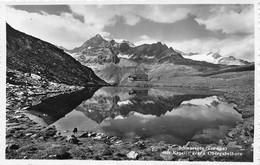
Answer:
[134, 35, 158, 45]
[195, 5, 254, 34]
[7, 4, 254, 54]
[69, 5, 192, 27]
[138, 5, 190, 23]
[134, 34, 254, 62]
[69, 5, 254, 35]
[69, 5, 142, 28]
[6, 6, 109, 49]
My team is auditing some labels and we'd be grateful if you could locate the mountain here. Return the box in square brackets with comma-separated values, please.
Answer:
[181, 52, 250, 66]
[6, 23, 107, 86]
[96, 63, 122, 85]
[218, 56, 251, 65]
[96, 63, 135, 85]
[121, 40, 135, 47]
[124, 42, 185, 64]
[61, 34, 253, 86]
[70, 34, 108, 53]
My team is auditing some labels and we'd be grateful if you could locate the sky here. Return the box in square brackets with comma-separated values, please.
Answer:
[6, 4, 254, 61]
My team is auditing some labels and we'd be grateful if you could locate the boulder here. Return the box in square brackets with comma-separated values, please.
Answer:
[66, 135, 80, 144]
[160, 150, 174, 161]
[9, 144, 19, 150]
[127, 151, 138, 159]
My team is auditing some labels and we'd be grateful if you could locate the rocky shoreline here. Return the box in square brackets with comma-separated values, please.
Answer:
[6, 70, 254, 161]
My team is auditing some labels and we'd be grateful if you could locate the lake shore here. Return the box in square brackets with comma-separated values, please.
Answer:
[6, 70, 254, 161]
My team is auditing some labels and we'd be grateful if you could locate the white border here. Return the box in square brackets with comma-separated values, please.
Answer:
[0, 0, 6, 163]
[0, 0, 258, 165]
[254, 0, 260, 164]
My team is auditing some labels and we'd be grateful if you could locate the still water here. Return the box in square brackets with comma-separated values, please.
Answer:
[26, 87, 242, 145]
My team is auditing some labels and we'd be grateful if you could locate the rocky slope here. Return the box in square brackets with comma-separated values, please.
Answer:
[7, 23, 107, 86]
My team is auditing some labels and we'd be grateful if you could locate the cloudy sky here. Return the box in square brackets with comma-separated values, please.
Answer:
[6, 4, 254, 61]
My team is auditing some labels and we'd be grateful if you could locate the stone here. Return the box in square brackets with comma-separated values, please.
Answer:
[127, 151, 138, 159]
[160, 150, 174, 161]
[25, 133, 33, 137]
[56, 152, 72, 159]
[94, 135, 102, 140]
[78, 132, 88, 138]
[218, 139, 224, 145]
[227, 141, 242, 149]
[27, 91, 34, 95]
[228, 130, 237, 138]
[31, 74, 41, 80]
[150, 146, 161, 152]
[39, 136, 44, 140]
[13, 132, 23, 138]
[9, 144, 19, 150]
[89, 132, 97, 137]
[66, 135, 79, 144]
[30, 134, 37, 138]
[114, 140, 123, 145]
[17, 92, 24, 96]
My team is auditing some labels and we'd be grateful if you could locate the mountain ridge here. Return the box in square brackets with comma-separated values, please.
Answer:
[6, 23, 107, 86]
[179, 51, 251, 66]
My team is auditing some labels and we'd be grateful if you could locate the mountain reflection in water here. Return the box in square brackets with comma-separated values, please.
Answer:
[26, 87, 242, 144]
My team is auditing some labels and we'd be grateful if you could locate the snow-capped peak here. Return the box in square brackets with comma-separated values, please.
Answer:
[181, 51, 249, 66]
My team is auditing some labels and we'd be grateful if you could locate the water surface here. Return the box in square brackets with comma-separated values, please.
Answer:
[26, 87, 242, 145]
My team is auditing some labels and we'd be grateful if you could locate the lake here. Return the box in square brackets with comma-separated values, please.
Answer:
[25, 87, 242, 145]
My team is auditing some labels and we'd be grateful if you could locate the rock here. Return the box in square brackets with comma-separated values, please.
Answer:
[25, 133, 33, 137]
[17, 92, 24, 96]
[39, 136, 44, 140]
[44, 126, 57, 137]
[160, 150, 174, 161]
[127, 151, 138, 159]
[241, 110, 254, 118]
[56, 152, 72, 159]
[89, 132, 97, 137]
[27, 91, 34, 95]
[100, 148, 113, 156]
[66, 135, 79, 144]
[228, 130, 237, 138]
[78, 132, 88, 138]
[72, 128, 77, 134]
[135, 141, 146, 149]
[94, 135, 102, 140]
[218, 139, 224, 145]
[13, 132, 23, 138]
[30, 134, 37, 138]
[9, 144, 19, 150]
[227, 141, 237, 147]
[79, 131, 97, 138]
[150, 146, 161, 152]
[114, 140, 123, 145]
[227, 141, 242, 149]
[14, 115, 23, 119]
[31, 74, 41, 80]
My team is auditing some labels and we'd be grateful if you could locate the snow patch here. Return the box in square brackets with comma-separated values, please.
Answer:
[143, 55, 154, 59]
[118, 53, 132, 59]
[183, 52, 222, 64]
[143, 100, 154, 104]
[118, 100, 133, 106]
